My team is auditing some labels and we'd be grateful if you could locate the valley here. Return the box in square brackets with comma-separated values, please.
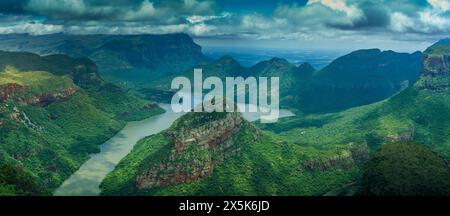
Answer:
[54, 104, 183, 195]
[98, 38, 450, 196]
[1, 33, 449, 196]
[55, 104, 294, 195]
[0, 51, 164, 195]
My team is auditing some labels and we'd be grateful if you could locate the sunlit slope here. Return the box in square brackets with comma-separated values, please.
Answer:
[0, 51, 163, 195]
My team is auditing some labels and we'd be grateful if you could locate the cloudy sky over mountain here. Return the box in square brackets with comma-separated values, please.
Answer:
[0, 0, 449, 51]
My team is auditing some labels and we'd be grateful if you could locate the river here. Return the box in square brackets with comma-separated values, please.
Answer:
[54, 104, 294, 196]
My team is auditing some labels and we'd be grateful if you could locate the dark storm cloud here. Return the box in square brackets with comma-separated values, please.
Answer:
[0, 0, 215, 23]
[25, 0, 163, 22]
[302, 0, 434, 32]
[0, 0, 28, 14]
[0, 0, 448, 47]
[327, 2, 390, 30]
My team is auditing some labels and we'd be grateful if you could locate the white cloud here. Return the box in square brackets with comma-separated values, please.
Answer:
[187, 13, 231, 24]
[27, 0, 106, 17]
[188, 23, 215, 36]
[183, 0, 214, 14]
[64, 23, 188, 35]
[274, 2, 364, 31]
[241, 14, 285, 30]
[386, 0, 450, 34]
[419, 10, 450, 32]
[26, 0, 214, 22]
[124, 0, 157, 21]
[389, 12, 415, 32]
[427, 0, 450, 12]
[0, 0, 448, 49]
[0, 21, 63, 35]
[307, 0, 363, 19]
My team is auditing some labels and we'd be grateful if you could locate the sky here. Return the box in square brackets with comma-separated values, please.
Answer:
[0, 0, 449, 52]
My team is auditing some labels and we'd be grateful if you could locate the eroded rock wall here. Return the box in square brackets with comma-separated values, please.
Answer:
[136, 112, 258, 189]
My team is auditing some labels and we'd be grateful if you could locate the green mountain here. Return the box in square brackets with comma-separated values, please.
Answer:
[101, 105, 368, 195]
[0, 51, 163, 195]
[102, 38, 450, 196]
[149, 49, 421, 113]
[0, 33, 422, 113]
[355, 40, 450, 158]
[0, 33, 210, 85]
[297, 49, 422, 112]
[261, 39, 450, 195]
[250, 58, 316, 100]
[0, 33, 443, 196]
[424, 38, 450, 55]
[284, 40, 450, 160]
[255, 49, 422, 112]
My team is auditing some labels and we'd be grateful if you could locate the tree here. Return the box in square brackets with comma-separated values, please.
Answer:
[361, 142, 450, 196]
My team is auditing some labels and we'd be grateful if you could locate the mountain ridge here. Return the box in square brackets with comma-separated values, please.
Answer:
[0, 33, 210, 85]
[149, 48, 422, 113]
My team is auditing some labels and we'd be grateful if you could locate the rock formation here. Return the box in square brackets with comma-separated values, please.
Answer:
[417, 41, 450, 92]
[0, 83, 77, 106]
[136, 111, 259, 189]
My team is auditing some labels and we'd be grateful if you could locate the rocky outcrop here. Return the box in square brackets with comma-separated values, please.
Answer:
[303, 144, 369, 171]
[135, 112, 258, 189]
[25, 86, 77, 107]
[0, 83, 77, 106]
[418, 54, 450, 92]
[422, 55, 450, 77]
[170, 112, 244, 152]
[0, 83, 26, 101]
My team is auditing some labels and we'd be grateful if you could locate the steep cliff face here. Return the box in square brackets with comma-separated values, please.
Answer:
[417, 51, 450, 92]
[423, 39, 450, 75]
[135, 112, 257, 189]
[0, 83, 77, 106]
[423, 55, 450, 76]
[27, 86, 77, 106]
[0, 65, 78, 107]
[0, 83, 26, 101]
[100, 110, 269, 195]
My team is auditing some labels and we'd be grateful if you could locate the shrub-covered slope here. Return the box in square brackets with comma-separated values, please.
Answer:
[0, 51, 163, 195]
